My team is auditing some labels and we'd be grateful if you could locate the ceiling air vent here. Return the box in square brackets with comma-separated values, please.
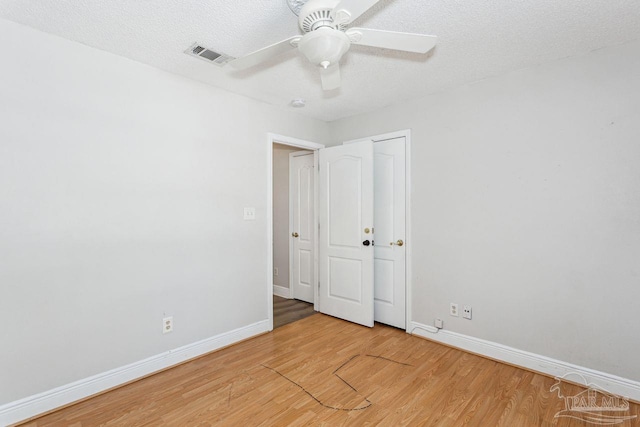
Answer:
[185, 43, 234, 66]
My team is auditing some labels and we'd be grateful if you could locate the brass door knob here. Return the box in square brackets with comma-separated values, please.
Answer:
[292, 232, 299, 238]
[390, 239, 404, 246]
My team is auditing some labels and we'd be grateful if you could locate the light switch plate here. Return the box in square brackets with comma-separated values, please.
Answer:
[243, 207, 256, 220]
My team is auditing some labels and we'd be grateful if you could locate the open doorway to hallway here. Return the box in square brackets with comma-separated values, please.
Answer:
[272, 143, 315, 329]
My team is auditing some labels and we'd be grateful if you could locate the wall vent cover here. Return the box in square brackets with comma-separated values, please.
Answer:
[185, 43, 234, 66]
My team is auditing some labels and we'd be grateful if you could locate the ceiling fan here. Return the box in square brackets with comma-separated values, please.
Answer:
[229, 0, 437, 91]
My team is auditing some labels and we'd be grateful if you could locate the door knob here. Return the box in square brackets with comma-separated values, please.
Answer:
[292, 232, 299, 238]
[362, 240, 370, 246]
[390, 239, 404, 246]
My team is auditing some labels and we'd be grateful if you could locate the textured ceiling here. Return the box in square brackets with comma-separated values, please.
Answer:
[1, 0, 640, 122]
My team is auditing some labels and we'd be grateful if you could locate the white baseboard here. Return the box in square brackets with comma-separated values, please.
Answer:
[273, 284, 291, 298]
[410, 321, 640, 402]
[0, 320, 271, 426]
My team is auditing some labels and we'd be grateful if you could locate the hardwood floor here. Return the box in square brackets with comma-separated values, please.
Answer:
[20, 314, 639, 426]
[273, 295, 315, 329]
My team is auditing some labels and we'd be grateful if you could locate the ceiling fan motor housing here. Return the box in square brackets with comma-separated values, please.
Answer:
[298, 27, 351, 69]
[298, 0, 345, 32]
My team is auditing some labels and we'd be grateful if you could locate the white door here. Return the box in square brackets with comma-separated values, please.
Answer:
[318, 141, 375, 327]
[373, 137, 406, 329]
[290, 151, 314, 303]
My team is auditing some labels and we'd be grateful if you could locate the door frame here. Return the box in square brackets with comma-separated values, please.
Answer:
[343, 129, 412, 333]
[267, 133, 324, 331]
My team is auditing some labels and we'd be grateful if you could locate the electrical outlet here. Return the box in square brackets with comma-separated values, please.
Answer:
[274, 267, 279, 276]
[163, 316, 173, 334]
[434, 318, 443, 329]
[463, 305, 472, 320]
[450, 303, 459, 317]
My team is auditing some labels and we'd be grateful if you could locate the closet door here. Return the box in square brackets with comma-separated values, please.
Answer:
[373, 137, 406, 329]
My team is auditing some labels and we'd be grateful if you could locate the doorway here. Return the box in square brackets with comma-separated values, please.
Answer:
[272, 144, 314, 329]
[268, 135, 324, 330]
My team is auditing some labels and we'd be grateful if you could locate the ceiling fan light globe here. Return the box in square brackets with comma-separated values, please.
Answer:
[298, 27, 350, 68]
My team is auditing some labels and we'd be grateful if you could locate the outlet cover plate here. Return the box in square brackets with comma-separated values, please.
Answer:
[450, 303, 459, 317]
[163, 316, 173, 334]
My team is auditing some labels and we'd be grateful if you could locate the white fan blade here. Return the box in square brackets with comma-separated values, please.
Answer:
[320, 64, 341, 91]
[331, 0, 381, 25]
[229, 36, 301, 70]
[346, 28, 437, 53]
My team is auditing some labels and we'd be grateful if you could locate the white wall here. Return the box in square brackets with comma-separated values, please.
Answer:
[0, 18, 328, 406]
[330, 39, 640, 381]
[272, 144, 301, 290]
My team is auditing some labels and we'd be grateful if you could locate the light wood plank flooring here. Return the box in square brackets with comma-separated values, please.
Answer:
[20, 314, 639, 426]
